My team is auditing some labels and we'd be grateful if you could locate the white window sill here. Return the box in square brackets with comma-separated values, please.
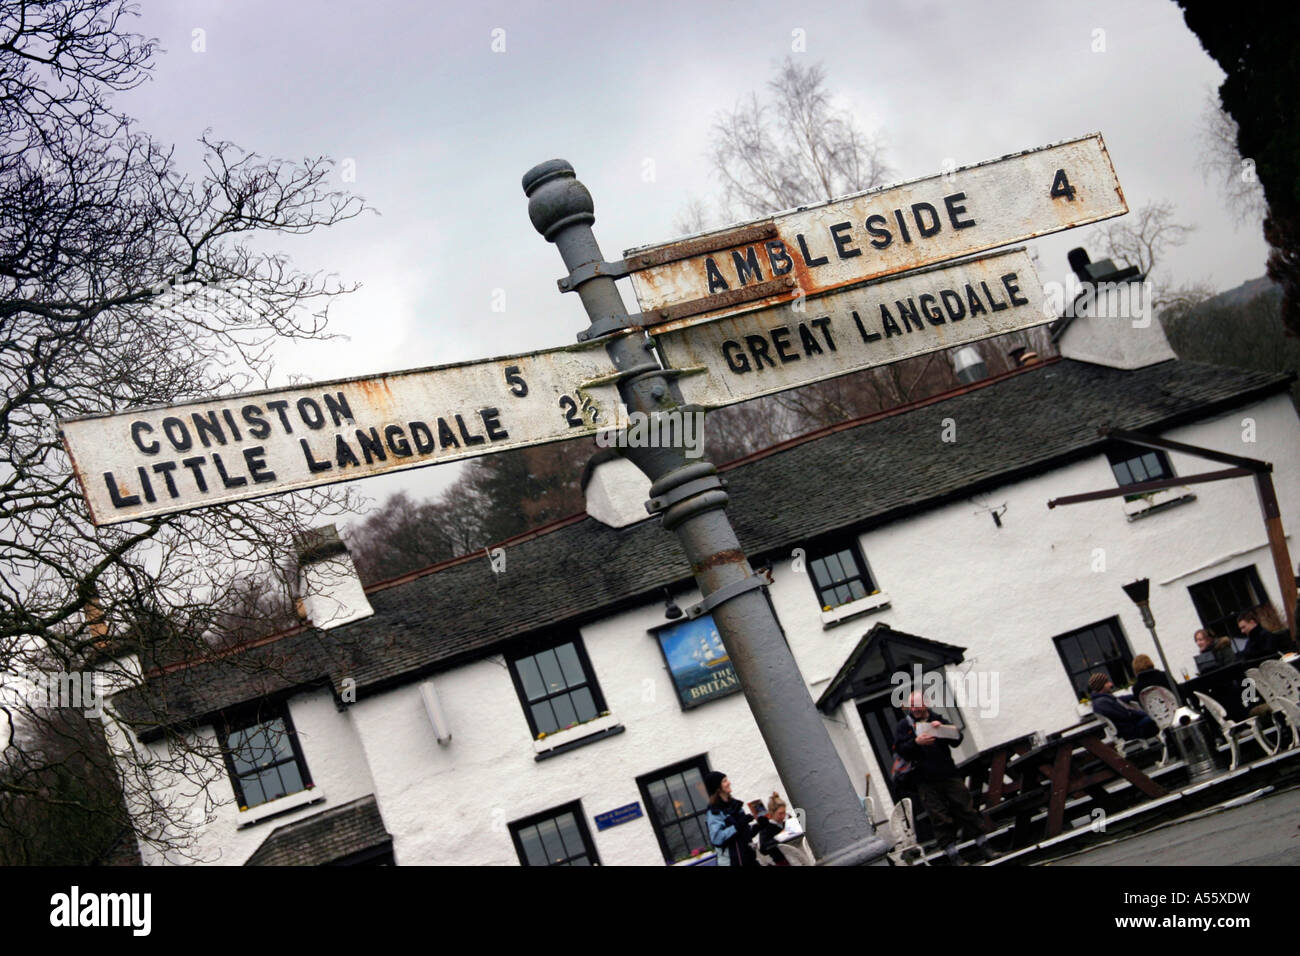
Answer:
[1123, 487, 1196, 521]
[236, 786, 324, 828]
[532, 713, 620, 756]
[671, 851, 718, 866]
[820, 592, 891, 629]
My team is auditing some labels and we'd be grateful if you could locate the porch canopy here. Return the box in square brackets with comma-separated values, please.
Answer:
[816, 622, 967, 713]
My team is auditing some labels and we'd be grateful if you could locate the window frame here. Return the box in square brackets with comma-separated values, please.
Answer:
[505, 632, 608, 740]
[1188, 566, 1271, 641]
[804, 538, 878, 611]
[1106, 442, 1175, 501]
[636, 754, 715, 865]
[1052, 617, 1136, 700]
[508, 800, 600, 866]
[218, 699, 313, 811]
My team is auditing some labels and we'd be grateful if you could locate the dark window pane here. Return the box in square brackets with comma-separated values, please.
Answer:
[684, 769, 709, 812]
[824, 552, 846, 583]
[647, 780, 672, 824]
[1060, 638, 1084, 672]
[556, 812, 585, 859]
[536, 818, 566, 864]
[849, 578, 867, 601]
[240, 773, 265, 808]
[515, 655, 546, 701]
[684, 816, 709, 855]
[555, 643, 586, 687]
[550, 693, 578, 730]
[531, 700, 558, 736]
[1112, 461, 1133, 485]
[666, 774, 692, 821]
[570, 687, 597, 723]
[265, 719, 293, 761]
[664, 822, 688, 861]
[536, 649, 566, 695]
[809, 557, 829, 588]
[519, 826, 548, 866]
[276, 760, 303, 797]
[569, 855, 590, 866]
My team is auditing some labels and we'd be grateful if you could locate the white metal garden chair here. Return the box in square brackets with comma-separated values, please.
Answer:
[1260, 659, 1300, 702]
[1138, 686, 1178, 765]
[1095, 711, 1164, 761]
[886, 797, 928, 866]
[1247, 667, 1300, 751]
[1194, 690, 1277, 769]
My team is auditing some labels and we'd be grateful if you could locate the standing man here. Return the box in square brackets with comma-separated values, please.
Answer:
[893, 690, 995, 865]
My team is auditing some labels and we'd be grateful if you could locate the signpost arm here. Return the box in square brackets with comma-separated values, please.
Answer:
[524, 160, 887, 866]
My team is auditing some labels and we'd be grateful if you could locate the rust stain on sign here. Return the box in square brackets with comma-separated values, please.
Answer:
[626, 133, 1125, 333]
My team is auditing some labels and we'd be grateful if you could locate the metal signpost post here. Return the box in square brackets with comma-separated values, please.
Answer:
[59, 133, 1128, 864]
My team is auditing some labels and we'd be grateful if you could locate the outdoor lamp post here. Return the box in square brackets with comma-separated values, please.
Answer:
[1121, 578, 1176, 680]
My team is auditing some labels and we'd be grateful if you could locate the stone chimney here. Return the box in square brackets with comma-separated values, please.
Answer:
[581, 449, 652, 528]
[293, 525, 374, 630]
[1053, 247, 1177, 370]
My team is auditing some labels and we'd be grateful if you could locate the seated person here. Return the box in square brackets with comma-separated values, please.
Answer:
[1088, 672, 1159, 740]
[754, 792, 792, 866]
[1194, 629, 1234, 670]
[1235, 609, 1290, 661]
[1131, 654, 1178, 702]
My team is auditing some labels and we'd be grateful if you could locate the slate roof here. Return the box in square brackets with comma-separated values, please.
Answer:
[111, 358, 1294, 735]
[244, 795, 390, 866]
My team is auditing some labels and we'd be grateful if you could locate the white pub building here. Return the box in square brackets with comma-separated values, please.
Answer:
[98, 267, 1300, 865]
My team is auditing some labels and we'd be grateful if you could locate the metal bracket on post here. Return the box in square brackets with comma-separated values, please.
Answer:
[558, 258, 630, 292]
[645, 473, 725, 515]
[684, 575, 767, 620]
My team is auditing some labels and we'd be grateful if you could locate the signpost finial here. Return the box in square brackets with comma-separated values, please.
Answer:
[523, 159, 594, 242]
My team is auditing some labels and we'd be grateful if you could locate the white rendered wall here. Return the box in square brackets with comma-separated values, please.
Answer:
[348, 595, 790, 866]
[108, 686, 376, 865]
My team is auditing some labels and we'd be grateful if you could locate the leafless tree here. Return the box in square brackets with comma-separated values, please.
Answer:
[1089, 199, 1214, 312]
[0, 0, 369, 862]
[711, 58, 890, 219]
[1198, 94, 1268, 226]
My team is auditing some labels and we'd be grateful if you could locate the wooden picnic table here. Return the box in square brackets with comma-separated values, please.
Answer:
[964, 722, 1167, 847]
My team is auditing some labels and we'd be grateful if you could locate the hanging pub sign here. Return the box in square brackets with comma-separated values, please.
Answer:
[652, 613, 741, 710]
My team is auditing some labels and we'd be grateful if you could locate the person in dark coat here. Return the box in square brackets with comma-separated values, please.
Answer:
[892, 690, 994, 865]
[753, 792, 792, 866]
[1131, 654, 1178, 702]
[1088, 673, 1159, 740]
[1194, 629, 1234, 670]
[703, 771, 761, 867]
[1235, 610, 1291, 660]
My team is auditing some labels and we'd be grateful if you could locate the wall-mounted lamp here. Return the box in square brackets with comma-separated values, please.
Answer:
[663, 588, 682, 620]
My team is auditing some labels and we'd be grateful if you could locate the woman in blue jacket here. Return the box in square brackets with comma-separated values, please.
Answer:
[703, 771, 761, 866]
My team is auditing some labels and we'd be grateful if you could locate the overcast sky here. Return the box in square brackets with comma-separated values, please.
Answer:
[120, 0, 1262, 518]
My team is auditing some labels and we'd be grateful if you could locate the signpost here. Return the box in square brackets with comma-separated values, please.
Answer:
[625, 133, 1124, 328]
[61, 339, 627, 526]
[57, 134, 1128, 865]
[656, 247, 1055, 410]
